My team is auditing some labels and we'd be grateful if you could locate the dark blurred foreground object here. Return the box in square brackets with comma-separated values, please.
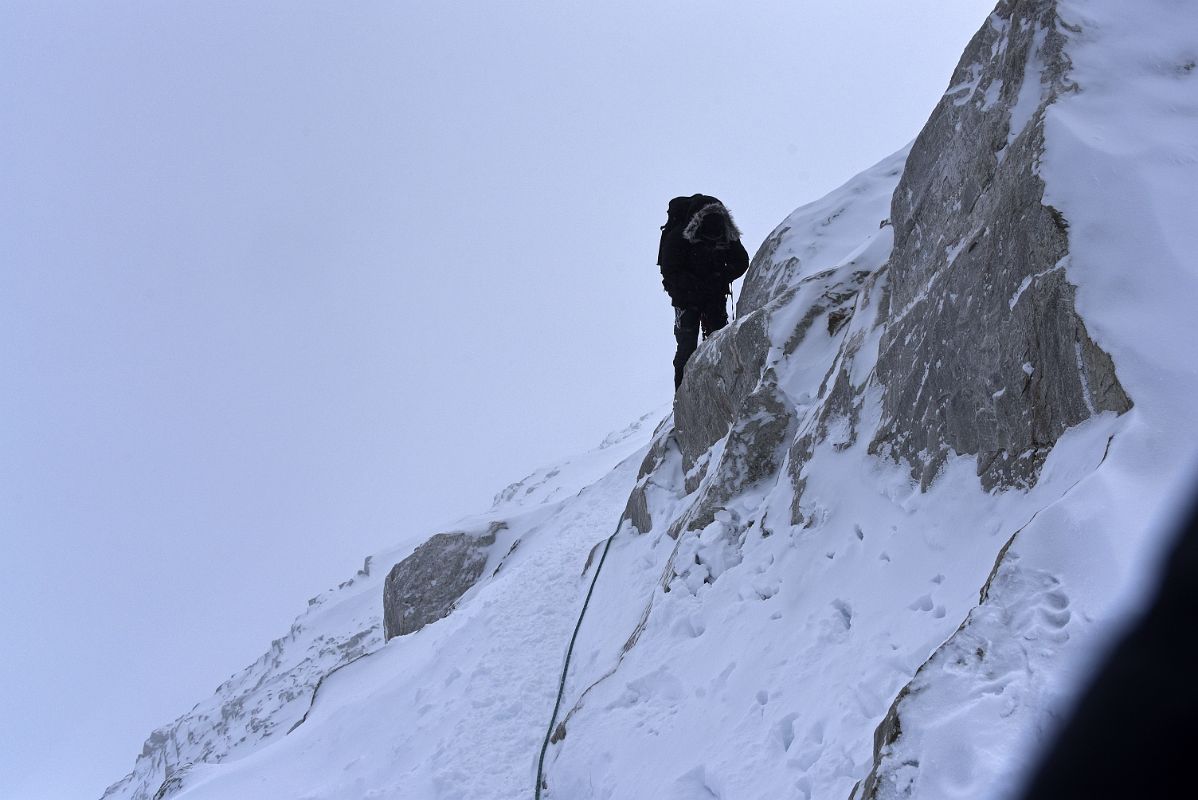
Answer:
[1018, 495, 1198, 799]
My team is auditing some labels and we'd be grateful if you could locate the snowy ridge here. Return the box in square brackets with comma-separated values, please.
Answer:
[491, 412, 660, 511]
[737, 149, 906, 317]
[544, 1, 1198, 797]
[100, 1, 1198, 797]
[100, 558, 385, 800]
[100, 412, 658, 800]
[541, 155, 1133, 799]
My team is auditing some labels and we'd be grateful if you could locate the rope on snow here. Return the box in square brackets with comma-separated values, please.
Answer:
[534, 521, 622, 799]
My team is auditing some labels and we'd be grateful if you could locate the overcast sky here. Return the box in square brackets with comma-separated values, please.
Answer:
[1, 2, 996, 798]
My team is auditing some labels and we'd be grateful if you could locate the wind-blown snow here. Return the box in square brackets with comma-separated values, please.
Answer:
[740, 147, 907, 314]
[1006, 21, 1048, 152]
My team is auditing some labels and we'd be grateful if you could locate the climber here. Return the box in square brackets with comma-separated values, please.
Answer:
[657, 194, 750, 390]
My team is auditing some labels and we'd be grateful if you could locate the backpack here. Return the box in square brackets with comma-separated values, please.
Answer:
[657, 195, 696, 267]
[658, 194, 732, 263]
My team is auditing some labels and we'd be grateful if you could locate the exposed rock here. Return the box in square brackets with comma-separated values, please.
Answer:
[636, 416, 675, 480]
[780, 265, 890, 524]
[870, 0, 1130, 491]
[682, 374, 793, 535]
[622, 484, 653, 534]
[736, 225, 799, 316]
[616, 418, 680, 535]
[852, 685, 910, 800]
[673, 308, 771, 488]
[382, 530, 496, 640]
[150, 764, 193, 800]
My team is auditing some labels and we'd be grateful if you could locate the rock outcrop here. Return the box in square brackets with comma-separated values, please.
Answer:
[99, 1, 1198, 797]
[674, 0, 1130, 511]
[382, 526, 499, 640]
[544, 2, 1145, 798]
[870, 0, 1130, 491]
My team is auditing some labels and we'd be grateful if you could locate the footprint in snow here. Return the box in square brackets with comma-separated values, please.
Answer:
[670, 766, 722, 799]
[806, 718, 825, 746]
[999, 571, 1073, 644]
[670, 613, 706, 638]
[774, 712, 799, 752]
[831, 599, 853, 628]
[908, 594, 934, 612]
[1038, 589, 1072, 629]
[907, 593, 947, 617]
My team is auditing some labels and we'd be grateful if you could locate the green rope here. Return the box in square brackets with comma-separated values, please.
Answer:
[534, 524, 621, 799]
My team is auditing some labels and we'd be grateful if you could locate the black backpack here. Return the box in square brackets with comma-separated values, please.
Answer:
[657, 194, 724, 266]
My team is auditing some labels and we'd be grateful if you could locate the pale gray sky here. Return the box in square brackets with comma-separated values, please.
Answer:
[1, 2, 995, 797]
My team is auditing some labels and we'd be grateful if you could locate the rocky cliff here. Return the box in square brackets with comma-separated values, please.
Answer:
[544, 0, 1195, 797]
[102, 1, 1198, 797]
[870, 0, 1129, 493]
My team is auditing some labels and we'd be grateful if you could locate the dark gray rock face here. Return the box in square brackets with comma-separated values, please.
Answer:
[673, 308, 771, 487]
[870, 0, 1130, 491]
[622, 485, 653, 534]
[681, 374, 794, 536]
[785, 266, 889, 525]
[382, 530, 496, 640]
[659, 2, 1132, 546]
[620, 423, 673, 534]
[736, 226, 800, 317]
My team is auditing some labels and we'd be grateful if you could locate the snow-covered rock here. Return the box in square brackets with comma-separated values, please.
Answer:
[99, 413, 659, 800]
[871, 0, 1130, 493]
[102, 1, 1198, 798]
[99, 559, 384, 800]
[382, 526, 499, 640]
[546, 0, 1198, 796]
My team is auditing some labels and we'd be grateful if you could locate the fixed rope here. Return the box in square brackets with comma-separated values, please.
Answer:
[534, 522, 622, 799]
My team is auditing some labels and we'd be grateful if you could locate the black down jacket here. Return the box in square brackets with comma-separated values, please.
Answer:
[657, 194, 749, 308]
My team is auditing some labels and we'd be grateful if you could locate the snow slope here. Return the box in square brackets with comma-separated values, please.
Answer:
[545, 2, 1198, 798]
[103, 2, 1198, 799]
[101, 410, 660, 800]
[543, 172, 1131, 800]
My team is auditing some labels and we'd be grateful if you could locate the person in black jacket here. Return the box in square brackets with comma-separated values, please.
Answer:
[657, 194, 750, 389]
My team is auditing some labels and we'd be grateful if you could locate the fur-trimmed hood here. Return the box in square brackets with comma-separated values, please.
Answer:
[682, 201, 742, 245]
